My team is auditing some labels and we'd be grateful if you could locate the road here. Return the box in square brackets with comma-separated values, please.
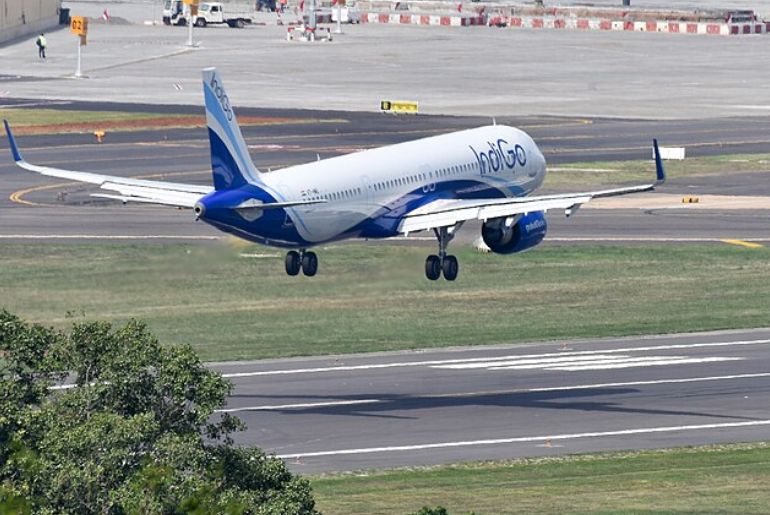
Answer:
[2, 104, 770, 243]
[212, 329, 770, 473]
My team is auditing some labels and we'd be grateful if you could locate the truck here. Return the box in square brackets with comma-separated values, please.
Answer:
[162, 1, 256, 28]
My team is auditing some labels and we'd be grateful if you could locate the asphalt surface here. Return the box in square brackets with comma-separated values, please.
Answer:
[3, 17, 770, 119]
[2, 104, 770, 244]
[212, 329, 770, 473]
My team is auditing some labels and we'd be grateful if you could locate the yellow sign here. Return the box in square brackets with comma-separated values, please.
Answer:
[380, 100, 419, 114]
[183, 0, 198, 5]
[70, 16, 88, 36]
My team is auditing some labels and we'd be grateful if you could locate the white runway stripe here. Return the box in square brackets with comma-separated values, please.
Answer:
[480, 356, 744, 372]
[525, 372, 770, 393]
[222, 339, 769, 378]
[216, 399, 381, 413]
[437, 354, 621, 369]
[549, 357, 743, 371]
[276, 420, 770, 459]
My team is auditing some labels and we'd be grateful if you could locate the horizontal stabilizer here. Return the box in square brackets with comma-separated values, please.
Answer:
[234, 198, 327, 210]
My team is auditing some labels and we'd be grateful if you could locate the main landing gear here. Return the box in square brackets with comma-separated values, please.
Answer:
[285, 249, 318, 277]
[425, 226, 459, 281]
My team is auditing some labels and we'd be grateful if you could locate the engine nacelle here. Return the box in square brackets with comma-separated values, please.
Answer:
[480, 211, 547, 255]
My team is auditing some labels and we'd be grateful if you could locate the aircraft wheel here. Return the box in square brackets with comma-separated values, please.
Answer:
[301, 251, 318, 277]
[442, 255, 459, 281]
[285, 251, 301, 276]
[425, 255, 441, 281]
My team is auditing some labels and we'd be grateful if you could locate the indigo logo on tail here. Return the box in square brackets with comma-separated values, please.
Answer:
[209, 75, 233, 121]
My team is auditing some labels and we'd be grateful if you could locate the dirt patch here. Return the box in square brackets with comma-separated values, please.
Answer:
[13, 115, 314, 135]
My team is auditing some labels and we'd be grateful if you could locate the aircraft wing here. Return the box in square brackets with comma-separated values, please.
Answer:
[4, 120, 212, 208]
[399, 139, 666, 235]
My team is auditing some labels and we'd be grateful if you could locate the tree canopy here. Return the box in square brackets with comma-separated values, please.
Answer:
[0, 310, 318, 514]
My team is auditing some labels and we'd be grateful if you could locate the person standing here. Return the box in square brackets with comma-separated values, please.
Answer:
[36, 33, 47, 59]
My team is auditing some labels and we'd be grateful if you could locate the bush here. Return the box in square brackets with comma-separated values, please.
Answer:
[0, 310, 318, 514]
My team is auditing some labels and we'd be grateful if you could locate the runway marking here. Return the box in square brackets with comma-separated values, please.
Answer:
[524, 372, 770, 393]
[721, 239, 765, 249]
[9, 170, 210, 206]
[0, 101, 72, 108]
[216, 399, 381, 413]
[276, 420, 770, 459]
[0, 234, 220, 240]
[9, 181, 78, 206]
[221, 338, 770, 378]
[437, 355, 743, 372]
[548, 237, 770, 243]
[61, 371, 770, 399]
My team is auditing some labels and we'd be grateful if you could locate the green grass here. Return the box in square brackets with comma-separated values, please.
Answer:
[311, 443, 770, 514]
[0, 108, 342, 134]
[0, 108, 187, 127]
[1, 243, 769, 361]
[544, 153, 770, 189]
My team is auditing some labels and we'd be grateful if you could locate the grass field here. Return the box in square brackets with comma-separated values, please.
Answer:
[311, 443, 770, 514]
[0, 108, 335, 134]
[1, 243, 769, 361]
[0, 108, 191, 130]
[544, 153, 770, 188]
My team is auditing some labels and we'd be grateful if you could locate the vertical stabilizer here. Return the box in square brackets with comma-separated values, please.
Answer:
[202, 67, 261, 190]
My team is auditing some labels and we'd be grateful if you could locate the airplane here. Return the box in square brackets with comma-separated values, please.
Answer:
[3, 67, 665, 281]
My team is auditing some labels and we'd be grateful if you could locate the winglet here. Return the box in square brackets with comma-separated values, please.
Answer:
[3, 120, 23, 163]
[652, 138, 666, 185]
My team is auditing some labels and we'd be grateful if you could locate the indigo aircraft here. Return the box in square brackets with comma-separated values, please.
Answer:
[4, 68, 665, 281]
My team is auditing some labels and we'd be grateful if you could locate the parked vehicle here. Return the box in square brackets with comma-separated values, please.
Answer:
[163, 1, 256, 28]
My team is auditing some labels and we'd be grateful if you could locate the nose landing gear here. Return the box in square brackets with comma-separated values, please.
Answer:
[425, 226, 460, 281]
[285, 249, 318, 277]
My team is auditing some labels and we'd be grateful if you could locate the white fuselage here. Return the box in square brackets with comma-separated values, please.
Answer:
[254, 125, 547, 243]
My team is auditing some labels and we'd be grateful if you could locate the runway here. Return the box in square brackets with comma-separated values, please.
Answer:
[212, 329, 770, 473]
[3, 103, 770, 243]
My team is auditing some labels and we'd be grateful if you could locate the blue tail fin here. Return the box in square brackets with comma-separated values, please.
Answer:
[202, 68, 262, 191]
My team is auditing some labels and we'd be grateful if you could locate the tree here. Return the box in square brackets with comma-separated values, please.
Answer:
[0, 310, 318, 514]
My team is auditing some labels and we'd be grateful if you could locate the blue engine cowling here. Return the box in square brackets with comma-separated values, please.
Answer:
[481, 211, 547, 255]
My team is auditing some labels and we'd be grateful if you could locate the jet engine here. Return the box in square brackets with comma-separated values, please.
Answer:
[480, 211, 547, 255]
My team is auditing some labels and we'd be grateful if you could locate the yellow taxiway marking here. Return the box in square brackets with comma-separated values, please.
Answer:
[721, 239, 764, 249]
[9, 182, 77, 206]
[8, 170, 211, 207]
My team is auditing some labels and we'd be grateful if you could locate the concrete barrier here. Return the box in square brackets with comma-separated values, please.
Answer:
[356, 9, 767, 36]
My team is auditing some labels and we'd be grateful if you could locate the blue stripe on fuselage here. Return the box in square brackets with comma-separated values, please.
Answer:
[199, 176, 527, 248]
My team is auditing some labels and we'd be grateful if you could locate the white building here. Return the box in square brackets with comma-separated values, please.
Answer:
[1, 0, 63, 45]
